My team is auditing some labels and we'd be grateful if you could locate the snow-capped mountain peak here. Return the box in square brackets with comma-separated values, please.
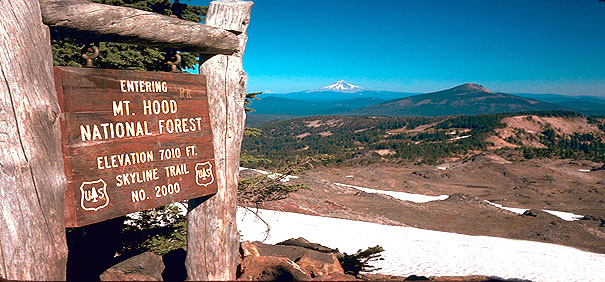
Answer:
[310, 80, 367, 93]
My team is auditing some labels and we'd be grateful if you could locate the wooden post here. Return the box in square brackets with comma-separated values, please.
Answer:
[186, 0, 252, 280]
[0, 0, 68, 280]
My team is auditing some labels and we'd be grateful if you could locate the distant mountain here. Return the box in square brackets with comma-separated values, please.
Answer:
[308, 80, 368, 93]
[259, 80, 417, 101]
[552, 101, 605, 116]
[514, 93, 605, 104]
[249, 96, 384, 116]
[514, 93, 605, 116]
[247, 82, 600, 125]
[247, 81, 417, 122]
[347, 83, 564, 117]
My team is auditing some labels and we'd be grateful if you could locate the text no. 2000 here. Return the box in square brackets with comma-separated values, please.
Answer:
[131, 181, 181, 203]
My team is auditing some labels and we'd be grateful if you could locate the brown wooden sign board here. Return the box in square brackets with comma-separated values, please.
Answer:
[54, 67, 217, 227]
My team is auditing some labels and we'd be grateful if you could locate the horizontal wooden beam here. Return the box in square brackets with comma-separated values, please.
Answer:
[39, 0, 240, 54]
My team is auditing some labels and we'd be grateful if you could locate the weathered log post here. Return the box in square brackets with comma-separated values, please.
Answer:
[186, 1, 253, 280]
[0, 0, 68, 280]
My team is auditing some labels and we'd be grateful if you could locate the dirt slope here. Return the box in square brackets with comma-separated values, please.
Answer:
[244, 156, 605, 254]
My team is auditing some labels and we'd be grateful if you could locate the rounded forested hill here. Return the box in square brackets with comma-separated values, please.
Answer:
[348, 83, 563, 117]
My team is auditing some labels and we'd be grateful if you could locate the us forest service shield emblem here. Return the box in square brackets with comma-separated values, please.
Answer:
[195, 161, 214, 187]
[79, 179, 110, 212]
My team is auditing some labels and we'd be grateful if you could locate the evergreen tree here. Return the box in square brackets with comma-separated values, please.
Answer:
[51, 0, 206, 71]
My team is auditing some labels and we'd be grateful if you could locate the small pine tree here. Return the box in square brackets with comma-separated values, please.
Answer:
[338, 245, 385, 276]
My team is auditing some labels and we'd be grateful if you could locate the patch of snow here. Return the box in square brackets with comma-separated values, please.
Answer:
[484, 200, 528, 214]
[237, 208, 605, 282]
[125, 202, 187, 227]
[543, 210, 585, 221]
[448, 135, 472, 141]
[310, 80, 367, 93]
[334, 183, 449, 203]
[436, 163, 458, 171]
[124, 212, 143, 226]
[484, 201, 583, 221]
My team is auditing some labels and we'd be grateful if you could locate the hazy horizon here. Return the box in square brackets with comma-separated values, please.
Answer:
[258, 80, 605, 98]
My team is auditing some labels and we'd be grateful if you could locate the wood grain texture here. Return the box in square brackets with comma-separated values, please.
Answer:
[186, 1, 252, 280]
[0, 0, 68, 280]
[39, 0, 239, 54]
[55, 67, 218, 227]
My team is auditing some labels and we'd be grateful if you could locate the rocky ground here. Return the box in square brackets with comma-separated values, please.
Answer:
[243, 155, 605, 254]
[97, 238, 522, 281]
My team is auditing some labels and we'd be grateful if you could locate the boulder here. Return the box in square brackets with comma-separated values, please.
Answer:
[252, 241, 344, 277]
[241, 240, 261, 258]
[238, 255, 311, 281]
[296, 251, 344, 278]
[277, 237, 337, 253]
[255, 243, 316, 261]
[100, 252, 164, 281]
[521, 210, 538, 217]
[237, 239, 348, 280]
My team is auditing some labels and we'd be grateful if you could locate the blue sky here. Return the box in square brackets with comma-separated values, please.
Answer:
[190, 0, 605, 96]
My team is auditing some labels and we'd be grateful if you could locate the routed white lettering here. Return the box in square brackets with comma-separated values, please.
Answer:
[97, 151, 154, 170]
[142, 99, 178, 115]
[120, 80, 168, 93]
[158, 117, 203, 134]
[79, 121, 151, 141]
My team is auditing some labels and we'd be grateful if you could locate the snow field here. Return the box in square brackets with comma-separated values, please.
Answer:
[237, 208, 605, 282]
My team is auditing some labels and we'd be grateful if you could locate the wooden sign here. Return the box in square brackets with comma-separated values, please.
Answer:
[54, 67, 217, 227]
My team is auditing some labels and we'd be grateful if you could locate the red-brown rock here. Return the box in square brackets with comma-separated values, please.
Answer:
[100, 252, 164, 281]
[241, 240, 261, 258]
[251, 240, 345, 278]
[296, 251, 344, 278]
[238, 255, 312, 281]
[312, 272, 360, 281]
